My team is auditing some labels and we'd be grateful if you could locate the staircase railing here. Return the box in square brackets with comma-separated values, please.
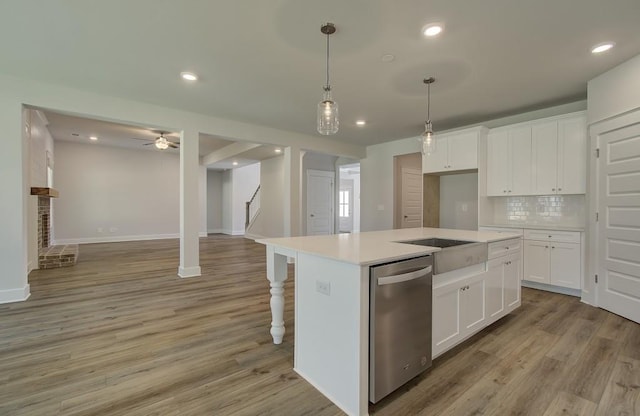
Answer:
[245, 185, 261, 229]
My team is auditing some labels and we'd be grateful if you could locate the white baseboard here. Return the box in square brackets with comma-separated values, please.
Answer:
[0, 284, 30, 304]
[53, 233, 181, 245]
[220, 229, 245, 236]
[199, 232, 207, 237]
[522, 280, 581, 297]
[178, 266, 202, 278]
[207, 229, 224, 234]
[244, 232, 267, 241]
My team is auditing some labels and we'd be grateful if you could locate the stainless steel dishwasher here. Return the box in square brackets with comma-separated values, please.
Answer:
[369, 255, 433, 403]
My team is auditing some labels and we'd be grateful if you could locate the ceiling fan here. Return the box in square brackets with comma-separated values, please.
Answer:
[139, 132, 179, 150]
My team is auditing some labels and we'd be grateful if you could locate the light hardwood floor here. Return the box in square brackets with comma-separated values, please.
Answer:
[1, 236, 638, 415]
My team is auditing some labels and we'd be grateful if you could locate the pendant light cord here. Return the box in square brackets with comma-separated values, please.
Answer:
[325, 31, 330, 90]
[427, 82, 431, 122]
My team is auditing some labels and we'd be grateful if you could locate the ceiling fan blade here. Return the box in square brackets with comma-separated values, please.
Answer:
[130, 137, 153, 142]
[142, 142, 154, 146]
[168, 142, 179, 148]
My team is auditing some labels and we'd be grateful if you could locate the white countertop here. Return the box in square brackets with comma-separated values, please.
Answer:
[480, 223, 585, 232]
[257, 228, 520, 266]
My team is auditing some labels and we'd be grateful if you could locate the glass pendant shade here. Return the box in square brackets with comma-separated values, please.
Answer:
[317, 88, 339, 135]
[422, 121, 436, 155]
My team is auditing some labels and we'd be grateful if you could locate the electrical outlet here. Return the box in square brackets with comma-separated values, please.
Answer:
[316, 280, 331, 296]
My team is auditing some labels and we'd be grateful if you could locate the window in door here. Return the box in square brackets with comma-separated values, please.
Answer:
[339, 190, 350, 217]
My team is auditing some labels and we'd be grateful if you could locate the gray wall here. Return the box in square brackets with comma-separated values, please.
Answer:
[439, 173, 478, 230]
[206, 170, 223, 233]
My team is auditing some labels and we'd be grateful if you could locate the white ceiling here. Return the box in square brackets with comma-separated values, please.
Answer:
[3, 1, 640, 146]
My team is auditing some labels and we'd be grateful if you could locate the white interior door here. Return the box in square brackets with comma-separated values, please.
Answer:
[400, 168, 422, 228]
[306, 170, 334, 235]
[339, 179, 354, 233]
[597, 121, 640, 324]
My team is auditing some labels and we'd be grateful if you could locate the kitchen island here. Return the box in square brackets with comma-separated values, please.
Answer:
[257, 227, 521, 416]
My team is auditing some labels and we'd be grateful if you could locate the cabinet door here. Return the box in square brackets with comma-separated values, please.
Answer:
[549, 242, 581, 289]
[557, 116, 587, 194]
[461, 274, 486, 334]
[532, 121, 559, 194]
[523, 240, 550, 283]
[487, 131, 509, 196]
[432, 281, 461, 357]
[423, 136, 449, 173]
[448, 131, 478, 170]
[485, 259, 505, 323]
[509, 126, 533, 195]
[504, 252, 522, 310]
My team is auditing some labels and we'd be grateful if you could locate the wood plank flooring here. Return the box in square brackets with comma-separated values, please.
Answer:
[1, 236, 638, 415]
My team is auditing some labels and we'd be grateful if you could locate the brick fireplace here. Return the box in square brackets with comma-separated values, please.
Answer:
[31, 187, 78, 269]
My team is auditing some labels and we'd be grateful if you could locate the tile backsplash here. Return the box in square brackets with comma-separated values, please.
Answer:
[492, 195, 586, 227]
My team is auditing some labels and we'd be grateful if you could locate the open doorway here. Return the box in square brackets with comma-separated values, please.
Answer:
[338, 163, 360, 233]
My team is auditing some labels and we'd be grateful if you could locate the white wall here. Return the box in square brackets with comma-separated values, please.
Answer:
[220, 163, 260, 235]
[53, 140, 185, 243]
[360, 137, 421, 231]
[206, 170, 223, 233]
[231, 163, 260, 235]
[588, 54, 640, 124]
[439, 173, 478, 230]
[246, 155, 285, 239]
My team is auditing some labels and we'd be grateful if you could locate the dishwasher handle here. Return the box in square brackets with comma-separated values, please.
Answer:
[377, 266, 432, 286]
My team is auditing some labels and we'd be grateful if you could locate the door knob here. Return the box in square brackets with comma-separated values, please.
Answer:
[310, 214, 315, 217]
[404, 215, 408, 219]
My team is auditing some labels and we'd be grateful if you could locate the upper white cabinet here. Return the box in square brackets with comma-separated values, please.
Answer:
[486, 112, 587, 197]
[487, 125, 532, 196]
[423, 127, 486, 174]
[532, 114, 587, 195]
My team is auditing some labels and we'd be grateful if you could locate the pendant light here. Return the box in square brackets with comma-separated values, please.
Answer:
[317, 23, 338, 135]
[422, 77, 436, 155]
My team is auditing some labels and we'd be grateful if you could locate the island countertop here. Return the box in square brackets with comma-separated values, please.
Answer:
[257, 227, 520, 266]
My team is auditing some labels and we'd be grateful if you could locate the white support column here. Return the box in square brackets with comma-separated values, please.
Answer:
[266, 245, 290, 344]
[283, 146, 302, 238]
[0, 101, 30, 304]
[178, 129, 202, 278]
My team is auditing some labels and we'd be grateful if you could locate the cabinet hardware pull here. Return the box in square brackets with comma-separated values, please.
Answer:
[552, 188, 556, 191]
[503, 190, 507, 193]
[558, 188, 562, 191]
[545, 246, 549, 248]
[505, 246, 509, 250]
[552, 246, 555, 249]
[548, 235, 552, 238]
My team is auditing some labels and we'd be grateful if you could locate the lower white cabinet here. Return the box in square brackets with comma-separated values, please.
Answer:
[432, 271, 486, 357]
[523, 230, 581, 290]
[432, 239, 521, 358]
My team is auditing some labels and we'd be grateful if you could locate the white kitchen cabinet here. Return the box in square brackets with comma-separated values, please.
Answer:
[487, 126, 532, 196]
[532, 114, 587, 195]
[486, 239, 522, 326]
[423, 127, 485, 174]
[523, 230, 581, 289]
[432, 271, 486, 357]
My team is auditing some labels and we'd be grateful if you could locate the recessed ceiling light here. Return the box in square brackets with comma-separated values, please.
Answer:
[422, 23, 444, 37]
[275, 148, 282, 153]
[89, 136, 98, 141]
[232, 161, 238, 166]
[591, 42, 615, 54]
[381, 54, 395, 63]
[180, 71, 198, 81]
[356, 120, 366, 126]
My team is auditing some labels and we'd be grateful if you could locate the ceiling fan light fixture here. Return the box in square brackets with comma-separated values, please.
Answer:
[155, 134, 169, 150]
[317, 23, 339, 135]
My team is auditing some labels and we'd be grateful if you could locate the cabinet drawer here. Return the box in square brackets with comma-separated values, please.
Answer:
[488, 238, 521, 259]
[524, 229, 580, 243]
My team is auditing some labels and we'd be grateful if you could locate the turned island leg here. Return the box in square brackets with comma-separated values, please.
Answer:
[269, 281, 285, 344]
[266, 246, 289, 344]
